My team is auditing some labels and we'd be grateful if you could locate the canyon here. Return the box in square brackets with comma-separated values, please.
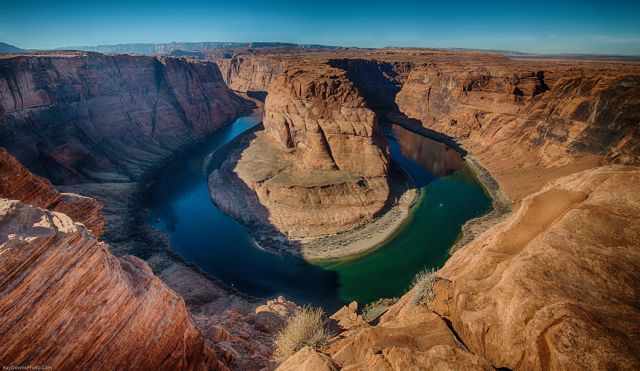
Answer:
[0, 47, 639, 370]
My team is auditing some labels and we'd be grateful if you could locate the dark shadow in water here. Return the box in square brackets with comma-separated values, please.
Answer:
[143, 115, 343, 310]
[385, 111, 469, 157]
[246, 90, 268, 102]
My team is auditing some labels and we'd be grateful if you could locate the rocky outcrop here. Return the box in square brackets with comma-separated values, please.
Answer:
[277, 299, 493, 370]
[0, 199, 229, 370]
[279, 166, 640, 370]
[196, 296, 300, 371]
[0, 52, 250, 184]
[0, 144, 296, 371]
[429, 166, 640, 370]
[0, 148, 104, 236]
[210, 62, 391, 238]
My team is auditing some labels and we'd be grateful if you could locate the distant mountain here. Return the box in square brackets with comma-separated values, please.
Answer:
[0, 42, 24, 53]
[57, 41, 339, 55]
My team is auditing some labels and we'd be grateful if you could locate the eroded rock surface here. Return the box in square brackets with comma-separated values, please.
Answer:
[430, 166, 640, 370]
[0, 199, 229, 370]
[216, 55, 286, 93]
[210, 62, 391, 238]
[393, 58, 640, 201]
[0, 148, 104, 236]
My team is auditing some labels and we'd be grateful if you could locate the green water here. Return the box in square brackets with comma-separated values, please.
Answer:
[317, 140, 492, 304]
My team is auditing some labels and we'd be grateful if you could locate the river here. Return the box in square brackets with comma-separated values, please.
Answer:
[144, 113, 491, 311]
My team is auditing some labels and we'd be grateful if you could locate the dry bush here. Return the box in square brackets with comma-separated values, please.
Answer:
[273, 306, 329, 363]
[411, 268, 438, 306]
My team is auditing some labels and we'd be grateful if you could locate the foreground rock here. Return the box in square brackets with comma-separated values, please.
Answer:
[0, 199, 229, 370]
[0, 148, 104, 236]
[431, 166, 640, 370]
[277, 166, 640, 370]
[210, 62, 391, 239]
[0, 148, 297, 370]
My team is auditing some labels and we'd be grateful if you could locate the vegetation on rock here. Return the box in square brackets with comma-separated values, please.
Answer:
[411, 268, 438, 306]
[274, 306, 331, 363]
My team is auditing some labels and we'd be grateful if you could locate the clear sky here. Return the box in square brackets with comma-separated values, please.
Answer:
[1, 0, 639, 55]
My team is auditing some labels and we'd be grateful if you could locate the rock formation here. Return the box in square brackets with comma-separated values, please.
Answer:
[0, 147, 298, 370]
[0, 199, 229, 370]
[429, 166, 640, 370]
[216, 55, 286, 93]
[0, 148, 104, 236]
[210, 62, 391, 238]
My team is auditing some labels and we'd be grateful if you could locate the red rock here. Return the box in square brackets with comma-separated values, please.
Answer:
[0, 148, 105, 236]
[0, 199, 229, 370]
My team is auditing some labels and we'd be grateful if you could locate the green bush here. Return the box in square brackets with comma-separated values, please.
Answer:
[273, 306, 330, 363]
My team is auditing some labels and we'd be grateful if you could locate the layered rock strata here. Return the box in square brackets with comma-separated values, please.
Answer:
[216, 55, 286, 93]
[0, 199, 229, 370]
[393, 59, 640, 201]
[0, 148, 298, 370]
[0, 148, 104, 236]
[0, 52, 249, 184]
[210, 63, 391, 238]
[0, 52, 296, 370]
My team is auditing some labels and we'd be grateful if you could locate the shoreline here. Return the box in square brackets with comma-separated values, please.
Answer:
[297, 181, 420, 262]
[449, 155, 512, 254]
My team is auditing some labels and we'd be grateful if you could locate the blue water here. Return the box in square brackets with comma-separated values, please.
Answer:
[145, 114, 491, 311]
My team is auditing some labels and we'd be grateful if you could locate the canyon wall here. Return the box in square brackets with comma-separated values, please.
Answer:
[210, 62, 391, 239]
[327, 58, 413, 111]
[393, 59, 640, 200]
[216, 55, 286, 93]
[0, 52, 250, 184]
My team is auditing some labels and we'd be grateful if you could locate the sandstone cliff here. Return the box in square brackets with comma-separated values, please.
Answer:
[277, 166, 640, 370]
[216, 55, 286, 93]
[0, 199, 229, 370]
[210, 62, 391, 238]
[393, 58, 640, 201]
[0, 52, 250, 184]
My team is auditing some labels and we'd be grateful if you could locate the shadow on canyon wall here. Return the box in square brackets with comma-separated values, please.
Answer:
[327, 58, 468, 158]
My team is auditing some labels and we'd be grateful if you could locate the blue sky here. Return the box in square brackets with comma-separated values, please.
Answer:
[1, 0, 639, 55]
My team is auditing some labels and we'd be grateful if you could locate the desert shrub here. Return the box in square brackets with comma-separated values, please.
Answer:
[411, 268, 438, 306]
[273, 306, 330, 363]
[362, 297, 399, 322]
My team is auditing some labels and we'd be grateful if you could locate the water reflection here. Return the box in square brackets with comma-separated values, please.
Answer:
[392, 125, 465, 178]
